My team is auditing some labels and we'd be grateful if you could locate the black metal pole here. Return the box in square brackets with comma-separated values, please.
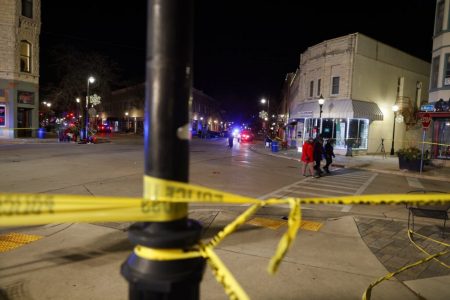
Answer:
[390, 113, 396, 155]
[121, 0, 205, 299]
[85, 80, 89, 141]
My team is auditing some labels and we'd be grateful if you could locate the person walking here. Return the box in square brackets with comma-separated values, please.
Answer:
[228, 129, 234, 148]
[301, 137, 315, 177]
[313, 136, 324, 178]
[324, 138, 335, 174]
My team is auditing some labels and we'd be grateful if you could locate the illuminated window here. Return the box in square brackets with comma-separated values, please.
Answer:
[20, 41, 31, 73]
[0, 105, 5, 126]
[331, 76, 340, 95]
[22, 0, 33, 18]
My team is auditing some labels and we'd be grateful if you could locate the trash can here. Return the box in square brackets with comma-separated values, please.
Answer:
[37, 128, 46, 139]
[271, 141, 279, 152]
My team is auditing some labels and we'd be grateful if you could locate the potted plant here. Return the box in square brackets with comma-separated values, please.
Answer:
[397, 146, 422, 171]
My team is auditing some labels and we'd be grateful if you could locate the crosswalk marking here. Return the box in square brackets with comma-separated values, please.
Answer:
[260, 169, 378, 212]
[406, 177, 424, 189]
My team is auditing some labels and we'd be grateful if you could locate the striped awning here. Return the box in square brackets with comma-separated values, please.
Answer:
[290, 99, 383, 121]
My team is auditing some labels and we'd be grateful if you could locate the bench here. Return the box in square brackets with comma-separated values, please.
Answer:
[406, 190, 449, 238]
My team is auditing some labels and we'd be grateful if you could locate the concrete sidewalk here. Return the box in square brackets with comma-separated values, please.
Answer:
[252, 142, 450, 183]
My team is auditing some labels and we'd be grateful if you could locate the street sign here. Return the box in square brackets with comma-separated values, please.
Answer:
[421, 113, 431, 129]
[420, 104, 434, 112]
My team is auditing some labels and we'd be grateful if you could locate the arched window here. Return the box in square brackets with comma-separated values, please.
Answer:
[20, 41, 31, 73]
[22, 0, 33, 18]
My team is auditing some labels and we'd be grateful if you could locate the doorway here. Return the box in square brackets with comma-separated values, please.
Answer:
[17, 107, 32, 137]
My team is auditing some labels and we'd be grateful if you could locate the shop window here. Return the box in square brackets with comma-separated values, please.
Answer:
[317, 79, 321, 96]
[444, 54, 450, 86]
[432, 118, 450, 159]
[22, 0, 33, 18]
[431, 56, 440, 89]
[435, 0, 445, 35]
[331, 76, 340, 95]
[20, 41, 31, 73]
[0, 105, 5, 126]
[347, 119, 368, 149]
[309, 81, 314, 97]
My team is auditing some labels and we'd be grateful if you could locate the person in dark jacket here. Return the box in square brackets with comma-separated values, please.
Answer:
[324, 139, 335, 174]
[313, 136, 324, 178]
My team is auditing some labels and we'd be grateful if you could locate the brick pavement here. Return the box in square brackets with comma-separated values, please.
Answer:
[355, 217, 450, 281]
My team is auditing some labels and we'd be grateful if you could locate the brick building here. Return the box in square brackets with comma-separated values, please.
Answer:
[0, 0, 41, 138]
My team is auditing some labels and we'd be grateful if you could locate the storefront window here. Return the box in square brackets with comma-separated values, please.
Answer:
[302, 117, 369, 150]
[0, 105, 5, 126]
[432, 118, 450, 159]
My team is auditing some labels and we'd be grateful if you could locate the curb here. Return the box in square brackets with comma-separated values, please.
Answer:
[251, 145, 450, 183]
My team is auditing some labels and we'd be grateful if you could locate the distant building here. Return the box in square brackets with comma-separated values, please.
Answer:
[0, 0, 41, 138]
[286, 33, 430, 155]
[422, 0, 450, 159]
[104, 84, 224, 134]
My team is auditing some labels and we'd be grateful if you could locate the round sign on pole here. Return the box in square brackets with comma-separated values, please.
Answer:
[421, 113, 431, 129]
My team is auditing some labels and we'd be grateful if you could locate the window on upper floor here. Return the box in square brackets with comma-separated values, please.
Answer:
[435, 0, 445, 35]
[309, 80, 314, 97]
[444, 54, 450, 86]
[20, 41, 31, 73]
[317, 79, 321, 96]
[431, 56, 440, 89]
[331, 76, 340, 95]
[22, 0, 33, 18]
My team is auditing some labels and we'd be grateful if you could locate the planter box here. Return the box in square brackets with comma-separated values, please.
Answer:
[398, 156, 421, 172]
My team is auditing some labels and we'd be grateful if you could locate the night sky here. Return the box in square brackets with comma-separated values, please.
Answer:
[40, 0, 436, 121]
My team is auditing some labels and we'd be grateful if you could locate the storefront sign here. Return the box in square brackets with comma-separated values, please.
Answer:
[420, 104, 434, 112]
[17, 91, 34, 105]
[299, 111, 313, 117]
[421, 113, 431, 129]
[0, 105, 5, 126]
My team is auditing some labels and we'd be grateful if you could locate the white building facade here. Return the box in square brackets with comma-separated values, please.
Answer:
[0, 0, 40, 138]
[424, 0, 450, 159]
[287, 33, 430, 155]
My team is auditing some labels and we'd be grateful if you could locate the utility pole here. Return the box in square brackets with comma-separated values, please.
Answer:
[121, 0, 205, 299]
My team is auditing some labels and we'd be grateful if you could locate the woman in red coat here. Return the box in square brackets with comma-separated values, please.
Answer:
[301, 137, 315, 177]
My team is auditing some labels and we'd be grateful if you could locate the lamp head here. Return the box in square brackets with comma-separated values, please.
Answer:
[88, 76, 95, 84]
[318, 94, 325, 105]
[260, 98, 267, 104]
[392, 104, 399, 112]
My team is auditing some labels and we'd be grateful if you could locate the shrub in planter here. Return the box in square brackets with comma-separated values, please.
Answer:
[397, 146, 422, 171]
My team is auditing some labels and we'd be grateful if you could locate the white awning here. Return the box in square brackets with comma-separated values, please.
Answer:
[290, 99, 383, 121]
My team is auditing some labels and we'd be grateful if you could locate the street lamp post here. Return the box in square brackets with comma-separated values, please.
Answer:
[261, 98, 270, 135]
[85, 76, 95, 141]
[390, 104, 399, 155]
[318, 94, 325, 137]
[125, 112, 129, 132]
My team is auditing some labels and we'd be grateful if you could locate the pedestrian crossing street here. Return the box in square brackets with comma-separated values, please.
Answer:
[260, 169, 378, 212]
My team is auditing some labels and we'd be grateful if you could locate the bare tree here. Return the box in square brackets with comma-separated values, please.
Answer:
[41, 46, 119, 114]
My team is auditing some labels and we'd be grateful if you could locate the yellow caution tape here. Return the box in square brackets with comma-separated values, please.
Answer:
[362, 229, 450, 300]
[200, 244, 250, 300]
[407, 230, 450, 269]
[421, 141, 450, 147]
[362, 249, 449, 300]
[268, 199, 301, 274]
[134, 245, 202, 261]
[2, 176, 450, 300]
